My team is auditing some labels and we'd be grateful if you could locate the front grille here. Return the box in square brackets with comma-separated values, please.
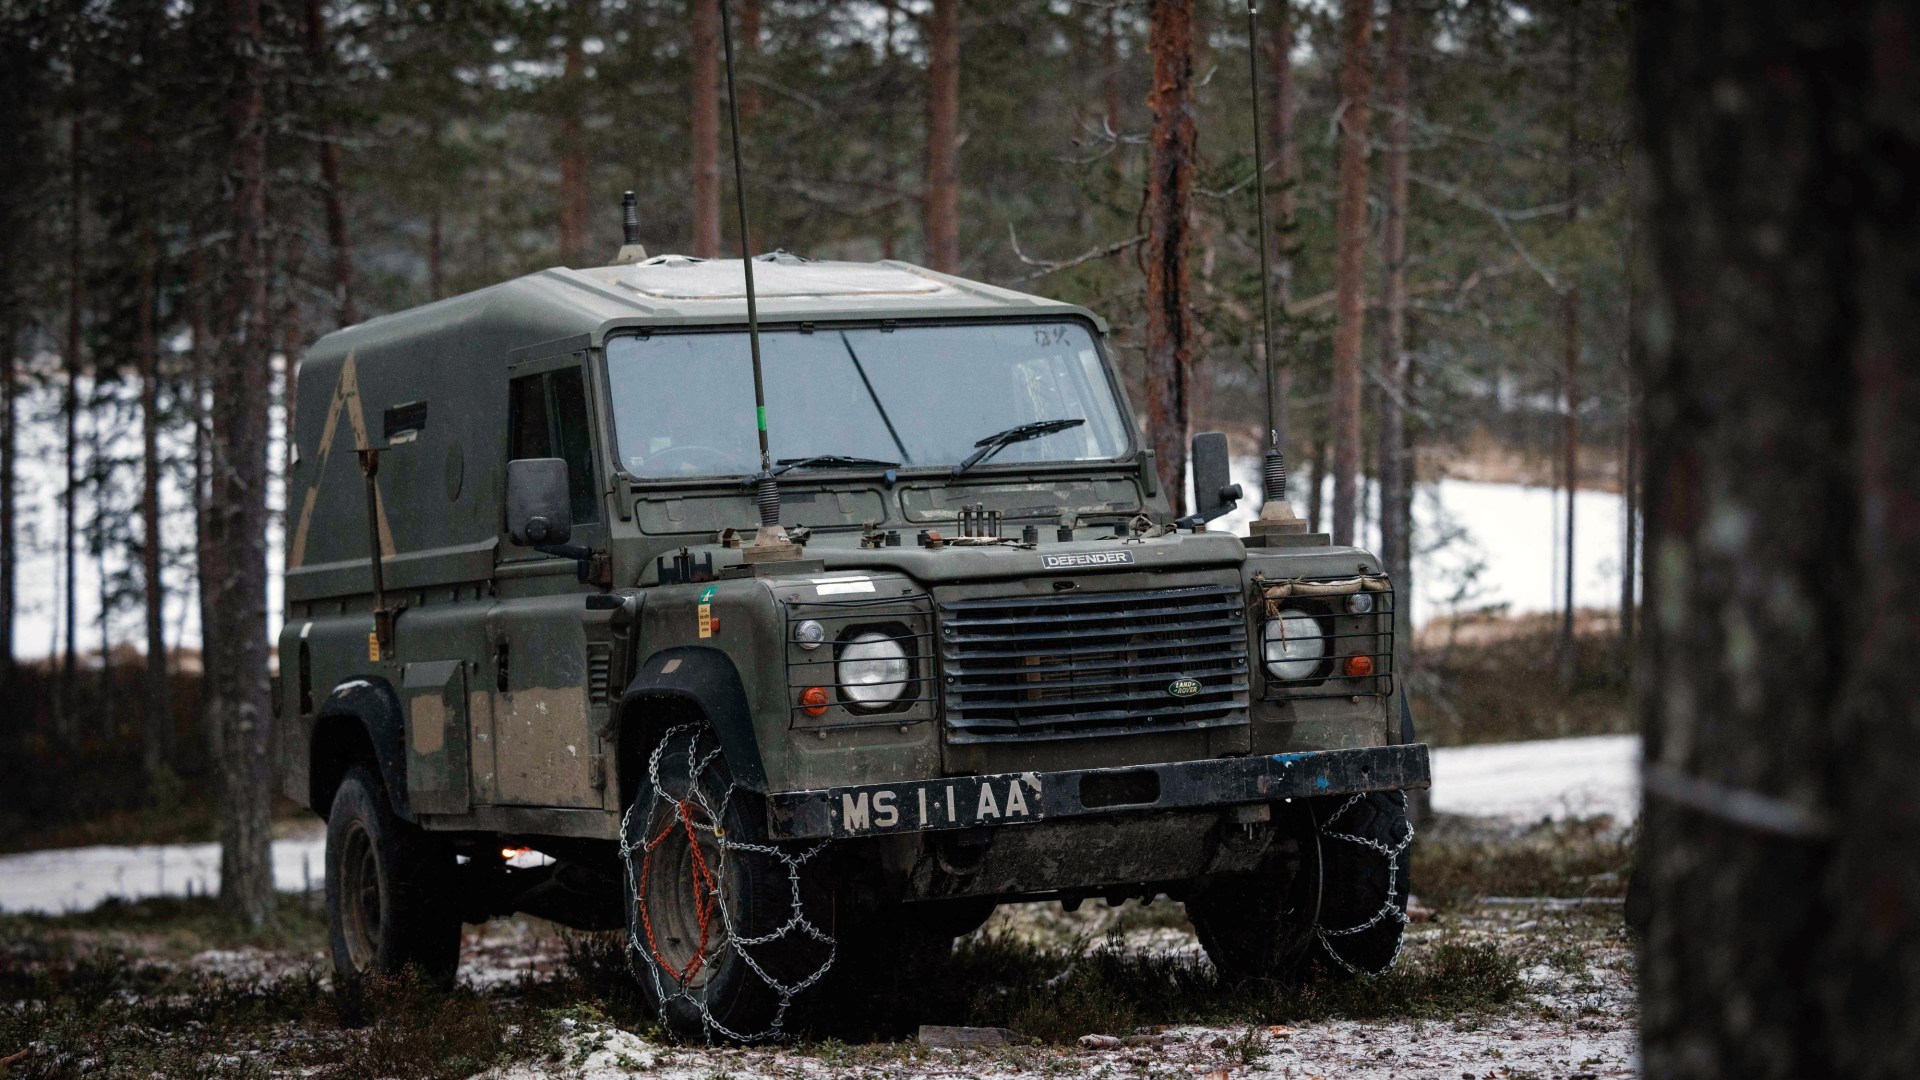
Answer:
[938, 584, 1250, 742]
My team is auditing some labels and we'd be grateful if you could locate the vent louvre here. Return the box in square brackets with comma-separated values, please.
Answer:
[587, 643, 613, 704]
[938, 584, 1249, 743]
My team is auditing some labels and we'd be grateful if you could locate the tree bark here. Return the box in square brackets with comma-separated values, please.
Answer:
[189, 246, 216, 770]
[1377, 0, 1412, 602]
[1143, 0, 1196, 517]
[1619, 351, 1638, 661]
[1636, 2, 1920, 1075]
[62, 115, 82, 742]
[738, 0, 762, 122]
[1266, 0, 1297, 380]
[305, 0, 357, 326]
[922, 0, 960, 273]
[558, 0, 591, 266]
[212, 0, 277, 925]
[428, 203, 444, 300]
[1104, 4, 1121, 134]
[0, 312, 13, 690]
[1329, 0, 1371, 547]
[689, 0, 722, 258]
[1557, 5, 1580, 686]
[140, 226, 169, 780]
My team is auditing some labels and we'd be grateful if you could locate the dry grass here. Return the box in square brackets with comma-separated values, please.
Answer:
[1412, 612, 1634, 747]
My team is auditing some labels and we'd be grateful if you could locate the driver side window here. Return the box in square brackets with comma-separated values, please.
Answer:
[508, 367, 600, 526]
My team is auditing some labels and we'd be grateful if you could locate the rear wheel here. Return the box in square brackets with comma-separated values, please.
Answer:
[324, 766, 460, 985]
[621, 724, 834, 1043]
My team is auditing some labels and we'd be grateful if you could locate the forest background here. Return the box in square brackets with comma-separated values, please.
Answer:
[0, 0, 1630, 917]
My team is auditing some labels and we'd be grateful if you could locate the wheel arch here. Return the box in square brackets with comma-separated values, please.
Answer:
[309, 677, 413, 821]
[614, 646, 769, 809]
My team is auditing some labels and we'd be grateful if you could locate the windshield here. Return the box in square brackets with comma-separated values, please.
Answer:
[604, 322, 1131, 478]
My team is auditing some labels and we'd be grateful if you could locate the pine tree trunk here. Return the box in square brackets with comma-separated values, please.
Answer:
[428, 202, 444, 300]
[1143, 0, 1195, 517]
[62, 115, 82, 742]
[558, 0, 591, 266]
[1619, 357, 1637, 660]
[738, 0, 762, 122]
[1378, 0, 1412, 600]
[141, 226, 169, 779]
[91, 370, 110, 714]
[0, 311, 13, 690]
[1329, 0, 1371, 547]
[1104, 5, 1121, 134]
[212, 0, 277, 926]
[305, 0, 356, 326]
[1557, 8, 1580, 686]
[922, 0, 960, 273]
[190, 246, 217, 771]
[1263, 1, 1297, 454]
[689, 0, 721, 258]
[1636, 2, 1920, 1074]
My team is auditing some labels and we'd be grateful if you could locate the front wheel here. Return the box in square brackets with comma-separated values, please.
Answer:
[621, 724, 835, 1043]
[1187, 791, 1413, 983]
[324, 766, 461, 985]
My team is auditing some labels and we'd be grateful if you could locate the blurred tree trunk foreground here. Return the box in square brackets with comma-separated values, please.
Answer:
[1636, 2, 1920, 1076]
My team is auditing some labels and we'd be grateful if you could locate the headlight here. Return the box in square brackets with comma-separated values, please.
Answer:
[838, 632, 909, 708]
[793, 619, 826, 649]
[1262, 609, 1327, 680]
[1345, 592, 1374, 615]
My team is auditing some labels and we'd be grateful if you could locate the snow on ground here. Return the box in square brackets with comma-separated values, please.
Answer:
[1219, 457, 1633, 627]
[473, 904, 1639, 1080]
[1430, 734, 1641, 825]
[0, 829, 325, 916]
[0, 736, 1642, 916]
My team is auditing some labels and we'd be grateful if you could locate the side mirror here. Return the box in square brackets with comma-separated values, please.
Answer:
[506, 458, 573, 546]
[1181, 432, 1242, 527]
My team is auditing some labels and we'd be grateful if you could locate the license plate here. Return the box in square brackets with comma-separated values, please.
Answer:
[830, 772, 1045, 836]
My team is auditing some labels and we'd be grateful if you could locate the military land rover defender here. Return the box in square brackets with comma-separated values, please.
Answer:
[280, 252, 1428, 1041]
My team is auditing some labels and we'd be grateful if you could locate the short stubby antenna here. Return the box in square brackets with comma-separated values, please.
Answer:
[614, 190, 649, 264]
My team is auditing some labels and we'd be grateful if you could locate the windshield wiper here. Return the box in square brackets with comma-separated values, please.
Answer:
[772, 454, 901, 476]
[951, 418, 1087, 477]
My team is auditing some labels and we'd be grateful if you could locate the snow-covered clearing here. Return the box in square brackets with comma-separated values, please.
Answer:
[1430, 734, 1641, 825]
[0, 735, 1641, 916]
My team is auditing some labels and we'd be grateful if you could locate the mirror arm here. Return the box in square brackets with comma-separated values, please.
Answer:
[1175, 484, 1244, 530]
[535, 543, 607, 587]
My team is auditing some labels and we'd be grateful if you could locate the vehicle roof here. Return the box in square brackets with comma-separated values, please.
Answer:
[311, 254, 1106, 360]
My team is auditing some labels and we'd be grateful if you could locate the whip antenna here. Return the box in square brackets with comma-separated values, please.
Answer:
[1246, 1, 1289, 516]
[1243, 1, 1311, 542]
[721, 0, 796, 559]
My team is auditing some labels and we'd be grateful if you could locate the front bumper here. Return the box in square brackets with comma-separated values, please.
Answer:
[767, 743, 1431, 840]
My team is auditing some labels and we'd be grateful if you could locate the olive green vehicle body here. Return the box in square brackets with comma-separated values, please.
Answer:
[278, 256, 1425, 919]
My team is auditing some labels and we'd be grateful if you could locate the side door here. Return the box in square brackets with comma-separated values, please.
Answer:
[484, 354, 610, 808]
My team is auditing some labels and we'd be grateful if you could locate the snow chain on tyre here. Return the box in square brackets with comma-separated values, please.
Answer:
[618, 725, 836, 1043]
[1314, 790, 1415, 977]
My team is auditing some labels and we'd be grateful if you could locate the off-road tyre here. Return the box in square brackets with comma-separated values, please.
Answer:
[1188, 791, 1413, 982]
[621, 725, 834, 1043]
[324, 766, 461, 985]
[1310, 790, 1414, 976]
[1186, 811, 1324, 984]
